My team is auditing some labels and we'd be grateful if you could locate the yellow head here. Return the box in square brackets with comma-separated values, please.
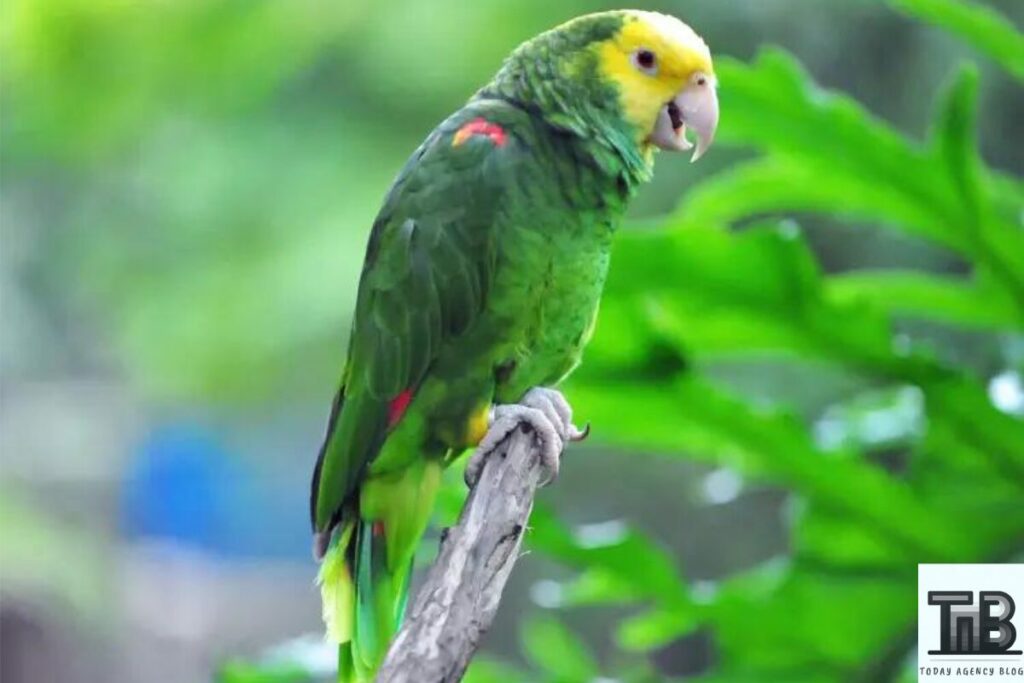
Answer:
[485, 10, 718, 164]
[595, 11, 718, 160]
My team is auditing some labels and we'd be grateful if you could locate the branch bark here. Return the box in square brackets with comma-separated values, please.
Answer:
[375, 425, 547, 683]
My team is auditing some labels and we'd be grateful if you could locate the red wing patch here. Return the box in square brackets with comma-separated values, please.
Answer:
[387, 389, 414, 429]
[452, 118, 507, 148]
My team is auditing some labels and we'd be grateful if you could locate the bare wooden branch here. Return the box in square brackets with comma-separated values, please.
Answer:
[375, 425, 547, 683]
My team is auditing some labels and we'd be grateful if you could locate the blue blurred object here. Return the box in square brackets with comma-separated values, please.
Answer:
[121, 424, 311, 560]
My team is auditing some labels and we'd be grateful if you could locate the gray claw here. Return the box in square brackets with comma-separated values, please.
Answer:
[465, 387, 585, 488]
[571, 421, 591, 442]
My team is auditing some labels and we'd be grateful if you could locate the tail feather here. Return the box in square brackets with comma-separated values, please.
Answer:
[319, 462, 442, 681]
[319, 519, 412, 683]
[317, 522, 355, 644]
[354, 521, 381, 671]
[337, 643, 354, 683]
[355, 520, 412, 675]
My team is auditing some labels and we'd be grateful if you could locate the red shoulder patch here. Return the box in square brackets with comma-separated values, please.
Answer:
[452, 118, 507, 148]
[387, 389, 414, 429]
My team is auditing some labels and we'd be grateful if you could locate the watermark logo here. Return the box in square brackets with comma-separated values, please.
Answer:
[919, 564, 1024, 681]
[927, 591, 1018, 656]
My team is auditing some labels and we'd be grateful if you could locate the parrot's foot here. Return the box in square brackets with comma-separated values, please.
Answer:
[465, 387, 588, 488]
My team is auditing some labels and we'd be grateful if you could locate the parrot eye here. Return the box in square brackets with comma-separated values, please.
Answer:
[632, 49, 658, 75]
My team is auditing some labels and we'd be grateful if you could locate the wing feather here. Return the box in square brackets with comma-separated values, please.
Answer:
[311, 103, 527, 530]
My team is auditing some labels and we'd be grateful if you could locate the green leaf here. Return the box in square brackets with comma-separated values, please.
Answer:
[922, 376, 1024, 483]
[701, 52, 1024, 309]
[908, 417, 1024, 558]
[529, 505, 690, 609]
[602, 221, 1022, 484]
[559, 567, 648, 606]
[792, 503, 918, 571]
[714, 50, 960, 235]
[463, 658, 530, 683]
[933, 67, 982, 213]
[889, 0, 1024, 81]
[825, 270, 1022, 329]
[710, 563, 915, 676]
[616, 606, 701, 652]
[521, 615, 600, 683]
[569, 375, 974, 560]
[605, 223, 896, 364]
[931, 66, 1024, 308]
[676, 157, 960, 248]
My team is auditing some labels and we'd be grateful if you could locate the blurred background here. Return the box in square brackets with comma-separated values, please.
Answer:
[1, 1, 1022, 682]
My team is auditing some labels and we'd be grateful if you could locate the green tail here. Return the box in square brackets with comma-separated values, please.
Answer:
[318, 460, 442, 681]
[319, 519, 413, 683]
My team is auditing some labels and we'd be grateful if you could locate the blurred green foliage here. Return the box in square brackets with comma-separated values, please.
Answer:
[3, 0, 1023, 682]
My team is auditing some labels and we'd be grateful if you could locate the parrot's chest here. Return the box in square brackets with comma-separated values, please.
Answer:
[493, 213, 615, 398]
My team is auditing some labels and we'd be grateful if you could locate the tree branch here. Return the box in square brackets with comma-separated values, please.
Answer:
[375, 425, 547, 683]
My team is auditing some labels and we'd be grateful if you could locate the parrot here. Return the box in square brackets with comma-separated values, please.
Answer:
[309, 10, 718, 681]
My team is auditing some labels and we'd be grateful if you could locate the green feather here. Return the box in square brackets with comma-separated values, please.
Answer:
[317, 524, 354, 644]
[337, 644, 354, 683]
[354, 522, 378, 670]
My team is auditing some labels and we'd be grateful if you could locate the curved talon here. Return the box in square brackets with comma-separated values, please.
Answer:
[570, 421, 591, 442]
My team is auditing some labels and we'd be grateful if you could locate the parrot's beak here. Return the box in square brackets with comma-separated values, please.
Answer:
[648, 72, 718, 162]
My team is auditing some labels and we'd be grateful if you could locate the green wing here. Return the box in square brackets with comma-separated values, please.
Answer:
[311, 101, 527, 532]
